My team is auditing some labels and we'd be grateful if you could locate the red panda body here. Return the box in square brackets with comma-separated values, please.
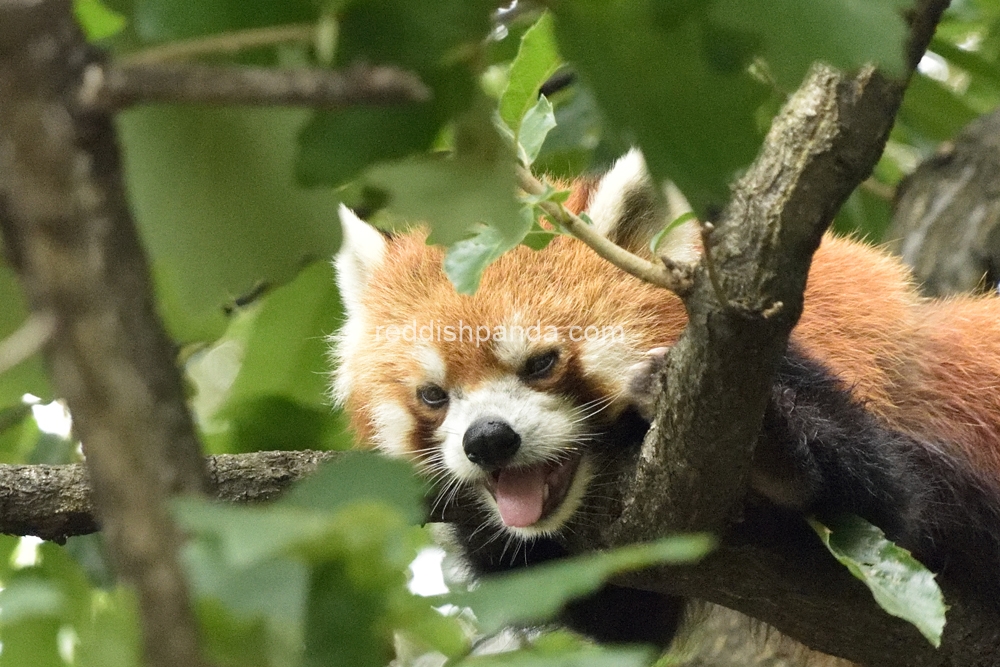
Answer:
[332, 150, 1000, 654]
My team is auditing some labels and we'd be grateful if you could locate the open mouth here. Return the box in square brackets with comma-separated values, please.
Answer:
[485, 453, 582, 528]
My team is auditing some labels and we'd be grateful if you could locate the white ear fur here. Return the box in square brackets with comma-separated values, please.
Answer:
[657, 181, 701, 264]
[335, 204, 387, 315]
[588, 149, 652, 239]
[587, 149, 700, 262]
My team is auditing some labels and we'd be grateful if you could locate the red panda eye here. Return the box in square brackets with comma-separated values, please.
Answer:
[522, 350, 559, 380]
[418, 384, 448, 408]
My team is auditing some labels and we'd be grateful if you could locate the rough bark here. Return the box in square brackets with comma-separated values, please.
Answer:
[887, 107, 1000, 296]
[0, 2, 209, 665]
[559, 1, 1000, 664]
[3, 0, 993, 665]
[0, 451, 339, 542]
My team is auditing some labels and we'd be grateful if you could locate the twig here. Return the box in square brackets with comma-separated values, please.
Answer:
[517, 166, 693, 293]
[0, 313, 55, 376]
[79, 61, 430, 112]
[120, 23, 317, 66]
[698, 221, 730, 309]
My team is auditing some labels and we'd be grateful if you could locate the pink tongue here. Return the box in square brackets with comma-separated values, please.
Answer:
[495, 467, 546, 527]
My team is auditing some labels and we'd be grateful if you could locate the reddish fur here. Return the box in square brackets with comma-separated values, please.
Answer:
[343, 181, 1000, 478]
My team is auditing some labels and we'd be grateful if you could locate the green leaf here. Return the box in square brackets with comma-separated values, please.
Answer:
[304, 561, 393, 667]
[184, 261, 352, 454]
[521, 221, 558, 251]
[552, 0, 910, 213]
[517, 96, 557, 167]
[0, 579, 65, 624]
[173, 500, 338, 567]
[364, 153, 520, 247]
[282, 452, 426, 526]
[444, 225, 520, 295]
[117, 107, 343, 343]
[74, 0, 127, 41]
[76, 588, 142, 667]
[930, 37, 1000, 90]
[296, 0, 492, 187]
[531, 84, 606, 180]
[708, 0, 910, 90]
[220, 262, 341, 410]
[198, 599, 272, 667]
[297, 107, 445, 188]
[130, 0, 315, 42]
[552, 3, 768, 213]
[442, 535, 714, 635]
[185, 541, 307, 626]
[898, 73, 980, 142]
[500, 12, 562, 131]
[0, 617, 64, 667]
[811, 515, 946, 647]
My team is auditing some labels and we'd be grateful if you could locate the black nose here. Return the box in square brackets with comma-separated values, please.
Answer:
[463, 418, 521, 469]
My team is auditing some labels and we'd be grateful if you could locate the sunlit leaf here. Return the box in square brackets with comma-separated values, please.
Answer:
[811, 515, 946, 647]
[442, 535, 715, 635]
[518, 96, 557, 167]
[74, 0, 127, 41]
[499, 12, 561, 131]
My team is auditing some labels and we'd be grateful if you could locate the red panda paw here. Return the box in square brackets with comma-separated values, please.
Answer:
[626, 347, 671, 422]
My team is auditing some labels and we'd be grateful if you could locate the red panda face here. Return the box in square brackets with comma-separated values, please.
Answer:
[332, 151, 696, 537]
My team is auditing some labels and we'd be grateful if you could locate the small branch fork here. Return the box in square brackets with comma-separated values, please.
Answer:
[516, 166, 696, 293]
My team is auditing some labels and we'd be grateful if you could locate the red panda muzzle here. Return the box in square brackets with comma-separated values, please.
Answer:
[489, 455, 582, 528]
[463, 417, 521, 469]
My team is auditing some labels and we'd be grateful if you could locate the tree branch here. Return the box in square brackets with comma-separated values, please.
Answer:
[887, 107, 1000, 296]
[517, 166, 695, 293]
[0, 451, 340, 542]
[0, 1, 211, 665]
[549, 0, 993, 664]
[119, 23, 318, 66]
[79, 61, 431, 112]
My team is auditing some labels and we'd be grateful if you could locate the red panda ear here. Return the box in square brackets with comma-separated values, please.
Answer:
[587, 149, 700, 262]
[335, 204, 387, 316]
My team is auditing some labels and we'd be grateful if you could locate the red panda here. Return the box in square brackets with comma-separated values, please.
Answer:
[331, 150, 1000, 653]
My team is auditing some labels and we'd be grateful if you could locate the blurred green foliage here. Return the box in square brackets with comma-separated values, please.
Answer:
[1, 0, 999, 664]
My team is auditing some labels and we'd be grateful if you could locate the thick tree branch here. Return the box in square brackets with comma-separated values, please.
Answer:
[549, 1, 991, 665]
[79, 61, 431, 112]
[0, 2, 210, 665]
[887, 107, 1000, 296]
[0, 451, 340, 542]
[0, 0, 978, 664]
[517, 166, 695, 293]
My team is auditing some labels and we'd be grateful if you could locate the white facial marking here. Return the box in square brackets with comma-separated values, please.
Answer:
[435, 376, 596, 538]
[492, 318, 533, 370]
[331, 205, 387, 404]
[369, 400, 414, 456]
[328, 318, 365, 407]
[414, 344, 447, 386]
[578, 335, 643, 405]
[437, 377, 580, 482]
